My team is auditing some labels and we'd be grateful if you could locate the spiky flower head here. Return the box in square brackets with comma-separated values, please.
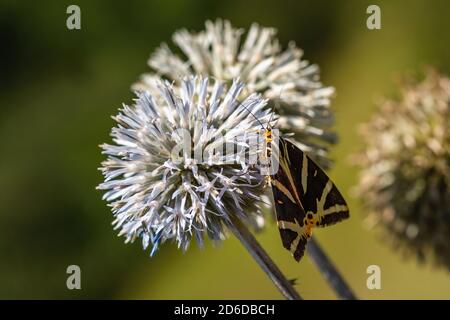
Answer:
[133, 19, 336, 167]
[355, 70, 450, 268]
[98, 76, 273, 254]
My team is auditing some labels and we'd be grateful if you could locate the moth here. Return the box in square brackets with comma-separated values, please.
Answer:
[262, 126, 349, 262]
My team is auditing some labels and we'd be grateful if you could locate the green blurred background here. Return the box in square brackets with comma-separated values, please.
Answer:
[0, 0, 449, 299]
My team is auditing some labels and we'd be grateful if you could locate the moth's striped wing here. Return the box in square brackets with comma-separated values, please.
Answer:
[270, 137, 349, 261]
[271, 177, 309, 262]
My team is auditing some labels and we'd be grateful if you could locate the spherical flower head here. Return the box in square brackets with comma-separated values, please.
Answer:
[98, 76, 272, 255]
[355, 70, 450, 269]
[133, 19, 336, 168]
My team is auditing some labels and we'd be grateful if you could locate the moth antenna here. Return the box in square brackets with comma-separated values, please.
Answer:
[267, 85, 286, 128]
[236, 97, 265, 129]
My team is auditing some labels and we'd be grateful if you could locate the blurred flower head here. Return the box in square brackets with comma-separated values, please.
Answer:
[98, 76, 273, 254]
[355, 70, 450, 268]
[133, 19, 336, 167]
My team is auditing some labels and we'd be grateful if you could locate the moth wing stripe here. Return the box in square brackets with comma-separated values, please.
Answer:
[301, 152, 308, 194]
[278, 219, 306, 254]
[272, 180, 296, 204]
[278, 143, 303, 206]
[316, 180, 334, 214]
[289, 234, 302, 253]
[323, 204, 349, 215]
[278, 219, 303, 233]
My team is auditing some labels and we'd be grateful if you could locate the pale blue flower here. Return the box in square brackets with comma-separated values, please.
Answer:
[98, 76, 272, 254]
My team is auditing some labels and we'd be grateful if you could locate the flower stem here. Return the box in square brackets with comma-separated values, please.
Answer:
[228, 214, 302, 300]
[307, 237, 357, 300]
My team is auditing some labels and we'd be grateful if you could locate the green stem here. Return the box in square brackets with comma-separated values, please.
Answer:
[308, 237, 357, 300]
[228, 214, 302, 300]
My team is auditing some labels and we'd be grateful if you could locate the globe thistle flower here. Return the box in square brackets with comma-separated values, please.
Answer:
[133, 19, 336, 167]
[355, 70, 450, 269]
[98, 76, 273, 255]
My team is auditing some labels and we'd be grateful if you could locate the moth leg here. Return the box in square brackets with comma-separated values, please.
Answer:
[263, 175, 271, 189]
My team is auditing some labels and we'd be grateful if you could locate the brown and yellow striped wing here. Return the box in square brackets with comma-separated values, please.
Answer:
[270, 138, 349, 262]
